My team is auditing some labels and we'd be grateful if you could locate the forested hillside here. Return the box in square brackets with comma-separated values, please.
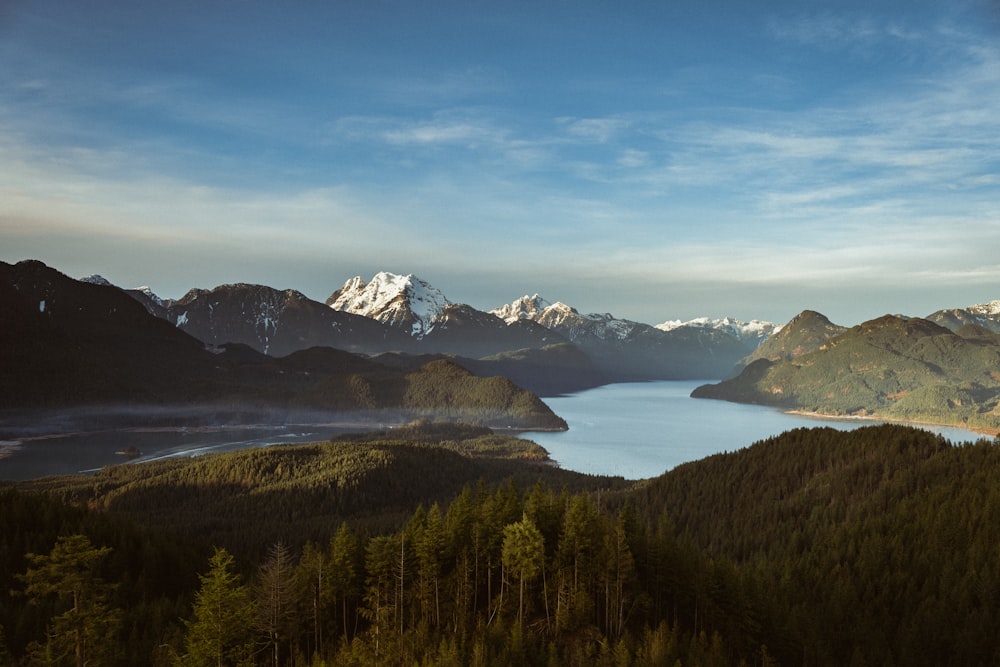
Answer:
[694, 314, 1000, 433]
[3, 423, 1000, 665]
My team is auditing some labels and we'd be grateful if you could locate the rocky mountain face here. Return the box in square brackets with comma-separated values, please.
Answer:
[147, 283, 411, 357]
[327, 272, 448, 338]
[109, 270, 773, 382]
[491, 295, 752, 380]
[656, 316, 781, 349]
[77, 266, 816, 386]
[324, 274, 565, 358]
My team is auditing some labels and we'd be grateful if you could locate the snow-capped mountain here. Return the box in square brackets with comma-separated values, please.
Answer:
[491, 295, 752, 379]
[79, 274, 114, 287]
[491, 294, 552, 323]
[326, 275, 565, 356]
[927, 300, 1000, 334]
[327, 272, 450, 338]
[130, 286, 166, 309]
[656, 316, 781, 350]
[491, 296, 646, 342]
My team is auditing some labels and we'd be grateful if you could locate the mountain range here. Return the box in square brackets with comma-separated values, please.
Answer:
[693, 310, 1000, 433]
[9, 258, 1000, 435]
[117, 269, 770, 386]
[0, 260, 566, 433]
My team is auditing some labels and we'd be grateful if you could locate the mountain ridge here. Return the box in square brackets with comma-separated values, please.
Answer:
[0, 260, 567, 433]
[693, 311, 1000, 433]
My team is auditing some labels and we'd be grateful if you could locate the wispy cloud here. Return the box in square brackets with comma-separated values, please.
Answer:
[557, 117, 629, 143]
[767, 13, 923, 48]
[333, 110, 508, 149]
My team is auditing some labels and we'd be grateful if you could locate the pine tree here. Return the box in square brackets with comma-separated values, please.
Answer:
[328, 522, 362, 641]
[502, 514, 545, 629]
[182, 547, 256, 667]
[19, 533, 122, 667]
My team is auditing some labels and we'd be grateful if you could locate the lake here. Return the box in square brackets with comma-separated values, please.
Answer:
[523, 380, 985, 479]
[0, 381, 986, 481]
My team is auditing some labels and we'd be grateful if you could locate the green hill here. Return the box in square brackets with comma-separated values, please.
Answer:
[694, 314, 1000, 433]
[737, 309, 847, 369]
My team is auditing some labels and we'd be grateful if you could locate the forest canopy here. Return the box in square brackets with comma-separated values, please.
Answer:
[3, 423, 1000, 665]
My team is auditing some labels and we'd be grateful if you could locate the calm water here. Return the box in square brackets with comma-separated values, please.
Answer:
[0, 425, 360, 481]
[524, 380, 985, 479]
[0, 381, 985, 481]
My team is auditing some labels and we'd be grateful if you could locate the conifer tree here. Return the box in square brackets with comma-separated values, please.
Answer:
[328, 522, 362, 641]
[502, 514, 545, 629]
[19, 533, 122, 667]
[182, 547, 256, 667]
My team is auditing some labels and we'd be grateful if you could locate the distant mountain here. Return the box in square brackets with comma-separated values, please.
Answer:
[0, 260, 566, 432]
[327, 273, 566, 357]
[927, 300, 1000, 334]
[105, 271, 768, 382]
[656, 316, 780, 349]
[456, 342, 607, 396]
[327, 272, 449, 338]
[693, 313, 1000, 433]
[146, 283, 411, 356]
[492, 295, 751, 380]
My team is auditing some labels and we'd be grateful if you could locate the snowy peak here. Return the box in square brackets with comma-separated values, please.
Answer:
[927, 299, 1000, 334]
[491, 294, 553, 323]
[491, 296, 643, 342]
[326, 272, 450, 338]
[966, 300, 1000, 316]
[656, 316, 781, 349]
[131, 286, 165, 308]
[79, 274, 114, 287]
[492, 295, 602, 327]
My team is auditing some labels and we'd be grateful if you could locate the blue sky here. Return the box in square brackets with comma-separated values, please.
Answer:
[2, 0, 999, 326]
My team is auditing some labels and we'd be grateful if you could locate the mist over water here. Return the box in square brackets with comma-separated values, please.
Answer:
[0, 406, 396, 481]
[524, 381, 985, 480]
[0, 383, 985, 481]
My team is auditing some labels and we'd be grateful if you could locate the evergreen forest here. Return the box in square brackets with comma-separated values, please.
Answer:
[2, 423, 1000, 665]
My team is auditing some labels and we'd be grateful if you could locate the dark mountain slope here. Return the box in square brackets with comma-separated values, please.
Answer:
[0, 261, 566, 432]
[418, 303, 568, 358]
[153, 283, 413, 356]
[0, 260, 217, 407]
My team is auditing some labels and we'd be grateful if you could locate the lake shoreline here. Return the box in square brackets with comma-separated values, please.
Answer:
[784, 409, 999, 438]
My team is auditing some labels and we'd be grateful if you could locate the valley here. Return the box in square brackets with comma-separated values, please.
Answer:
[4, 258, 1000, 666]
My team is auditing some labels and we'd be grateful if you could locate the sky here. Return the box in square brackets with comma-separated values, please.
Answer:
[2, 0, 1000, 327]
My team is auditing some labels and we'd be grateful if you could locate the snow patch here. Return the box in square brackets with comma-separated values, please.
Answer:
[132, 286, 165, 307]
[491, 294, 552, 323]
[656, 316, 781, 347]
[968, 300, 1000, 316]
[328, 272, 450, 338]
[80, 274, 113, 287]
